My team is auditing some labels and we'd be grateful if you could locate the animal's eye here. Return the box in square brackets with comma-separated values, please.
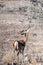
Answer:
[21, 33, 24, 35]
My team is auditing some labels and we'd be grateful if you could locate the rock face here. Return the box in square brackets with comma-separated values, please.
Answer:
[0, 0, 43, 65]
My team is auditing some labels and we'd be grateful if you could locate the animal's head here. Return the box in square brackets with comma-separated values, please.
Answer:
[18, 25, 30, 36]
[20, 29, 29, 35]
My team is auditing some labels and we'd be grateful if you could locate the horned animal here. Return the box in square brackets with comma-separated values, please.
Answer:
[13, 29, 29, 55]
[12, 29, 29, 64]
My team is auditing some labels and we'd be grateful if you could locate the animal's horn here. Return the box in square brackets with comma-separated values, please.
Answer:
[18, 30, 24, 34]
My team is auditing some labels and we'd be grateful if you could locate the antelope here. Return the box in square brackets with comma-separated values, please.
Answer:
[12, 29, 30, 64]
